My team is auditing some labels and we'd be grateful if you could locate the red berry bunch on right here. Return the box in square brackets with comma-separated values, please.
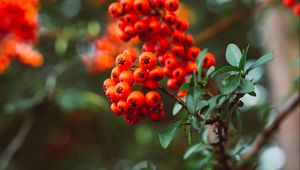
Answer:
[108, 0, 216, 91]
[282, 0, 300, 16]
[103, 49, 165, 125]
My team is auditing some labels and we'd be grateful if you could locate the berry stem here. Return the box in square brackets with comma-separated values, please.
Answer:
[158, 86, 187, 109]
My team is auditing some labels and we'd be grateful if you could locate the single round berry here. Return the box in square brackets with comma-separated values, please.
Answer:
[133, 68, 148, 82]
[115, 82, 132, 99]
[103, 78, 116, 91]
[139, 52, 157, 70]
[106, 86, 119, 103]
[119, 70, 134, 85]
[116, 53, 132, 70]
[203, 52, 216, 68]
[117, 99, 130, 114]
[145, 91, 161, 107]
[172, 67, 186, 79]
[165, 0, 179, 12]
[111, 67, 121, 81]
[164, 56, 178, 69]
[127, 91, 145, 108]
[149, 66, 164, 80]
[123, 48, 137, 62]
[124, 112, 139, 125]
[108, 2, 122, 18]
[187, 46, 200, 61]
[111, 103, 121, 116]
[143, 79, 159, 90]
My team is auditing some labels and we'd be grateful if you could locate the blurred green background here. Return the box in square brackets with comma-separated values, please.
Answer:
[0, 0, 299, 170]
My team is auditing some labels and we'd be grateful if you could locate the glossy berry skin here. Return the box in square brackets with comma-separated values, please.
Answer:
[127, 91, 145, 108]
[119, 70, 134, 85]
[164, 56, 178, 69]
[111, 103, 121, 116]
[115, 82, 132, 99]
[139, 52, 157, 70]
[134, 0, 151, 14]
[172, 67, 186, 79]
[123, 48, 137, 62]
[175, 18, 188, 31]
[203, 52, 216, 68]
[103, 78, 116, 91]
[164, 0, 179, 12]
[111, 67, 121, 81]
[133, 68, 148, 82]
[186, 61, 197, 74]
[117, 99, 130, 114]
[134, 20, 147, 33]
[145, 91, 161, 107]
[149, 66, 164, 80]
[106, 86, 119, 103]
[124, 112, 139, 125]
[164, 12, 177, 25]
[187, 47, 201, 61]
[116, 53, 132, 70]
[108, 2, 122, 18]
[143, 79, 159, 90]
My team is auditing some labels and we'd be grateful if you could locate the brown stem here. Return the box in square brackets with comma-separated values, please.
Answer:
[212, 116, 231, 170]
[195, 1, 274, 43]
[158, 86, 187, 109]
[236, 92, 300, 169]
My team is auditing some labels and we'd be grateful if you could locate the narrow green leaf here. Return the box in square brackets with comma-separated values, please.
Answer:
[182, 124, 191, 145]
[180, 82, 190, 91]
[231, 109, 242, 131]
[206, 66, 215, 77]
[211, 66, 240, 78]
[220, 75, 242, 94]
[159, 121, 182, 148]
[236, 79, 255, 94]
[186, 85, 201, 114]
[184, 143, 206, 159]
[226, 44, 242, 67]
[195, 100, 208, 112]
[239, 45, 249, 70]
[247, 53, 274, 71]
[196, 49, 208, 81]
[172, 102, 183, 116]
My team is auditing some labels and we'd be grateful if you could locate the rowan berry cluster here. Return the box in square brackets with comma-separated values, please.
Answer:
[108, 0, 216, 90]
[0, 0, 42, 74]
[103, 49, 165, 125]
[282, 0, 300, 16]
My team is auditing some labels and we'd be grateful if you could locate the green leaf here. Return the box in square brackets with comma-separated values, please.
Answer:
[211, 66, 240, 78]
[236, 79, 255, 94]
[206, 66, 215, 77]
[159, 121, 182, 148]
[195, 100, 208, 112]
[226, 44, 242, 67]
[184, 143, 206, 159]
[247, 53, 274, 71]
[182, 124, 191, 145]
[239, 45, 249, 70]
[172, 102, 183, 116]
[186, 85, 201, 114]
[220, 75, 242, 94]
[180, 82, 190, 91]
[196, 49, 208, 81]
[132, 161, 156, 170]
[231, 109, 242, 131]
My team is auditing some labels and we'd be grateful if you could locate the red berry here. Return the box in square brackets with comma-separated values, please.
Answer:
[145, 91, 161, 107]
[175, 18, 188, 31]
[134, 20, 147, 33]
[164, 56, 178, 69]
[163, 12, 177, 25]
[165, 0, 179, 12]
[203, 52, 216, 68]
[116, 53, 132, 70]
[177, 90, 188, 98]
[139, 52, 157, 70]
[115, 82, 132, 99]
[111, 67, 121, 81]
[172, 67, 186, 79]
[103, 78, 116, 91]
[143, 79, 159, 90]
[187, 46, 201, 61]
[127, 91, 145, 108]
[293, 3, 300, 16]
[108, 2, 122, 18]
[133, 68, 148, 82]
[117, 99, 130, 114]
[283, 0, 295, 7]
[134, 0, 151, 14]
[123, 48, 137, 62]
[120, 0, 134, 12]
[111, 103, 121, 116]
[124, 112, 139, 125]
[119, 70, 134, 85]
[186, 61, 197, 74]
[149, 66, 164, 80]
[106, 86, 119, 103]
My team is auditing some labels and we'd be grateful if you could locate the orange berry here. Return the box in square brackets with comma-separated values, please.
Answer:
[139, 52, 157, 70]
[111, 67, 121, 81]
[133, 67, 148, 82]
[148, 66, 164, 80]
[145, 91, 161, 107]
[172, 67, 186, 79]
[117, 99, 130, 114]
[106, 86, 119, 103]
[119, 70, 134, 85]
[143, 79, 159, 90]
[127, 91, 145, 108]
[116, 53, 132, 70]
[115, 82, 132, 99]
[123, 48, 137, 62]
[111, 103, 121, 116]
[186, 61, 197, 74]
[103, 78, 116, 91]
[203, 52, 216, 68]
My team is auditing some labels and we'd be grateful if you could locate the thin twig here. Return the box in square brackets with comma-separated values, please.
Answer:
[241, 92, 300, 160]
[158, 86, 187, 108]
[0, 116, 34, 170]
[195, 1, 274, 43]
